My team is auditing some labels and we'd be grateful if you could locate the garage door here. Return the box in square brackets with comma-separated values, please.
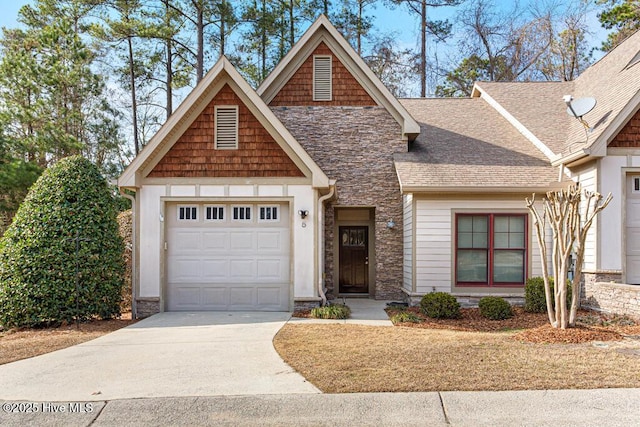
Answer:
[166, 202, 290, 311]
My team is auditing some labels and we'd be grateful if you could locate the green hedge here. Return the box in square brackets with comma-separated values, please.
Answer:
[0, 156, 124, 327]
[524, 277, 572, 313]
[420, 292, 461, 319]
[478, 296, 513, 320]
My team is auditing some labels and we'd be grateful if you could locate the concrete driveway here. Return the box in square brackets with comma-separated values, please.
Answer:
[0, 312, 319, 401]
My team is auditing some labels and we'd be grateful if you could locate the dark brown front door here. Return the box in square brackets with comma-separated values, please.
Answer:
[338, 226, 369, 293]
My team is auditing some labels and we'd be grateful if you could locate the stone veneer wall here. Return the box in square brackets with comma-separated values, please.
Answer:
[581, 271, 640, 319]
[136, 297, 160, 318]
[272, 106, 405, 299]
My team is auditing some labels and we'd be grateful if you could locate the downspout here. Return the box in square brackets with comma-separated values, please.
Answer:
[119, 188, 137, 319]
[317, 182, 336, 306]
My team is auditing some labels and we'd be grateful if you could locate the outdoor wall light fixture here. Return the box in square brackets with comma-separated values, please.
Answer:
[386, 219, 395, 229]
[298, 210, 309, 219]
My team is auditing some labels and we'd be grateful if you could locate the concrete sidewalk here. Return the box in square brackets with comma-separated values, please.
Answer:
[2, 389, 639, 426]
[288, 298, 394, 326]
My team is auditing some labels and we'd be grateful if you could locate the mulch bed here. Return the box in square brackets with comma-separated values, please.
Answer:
[389, 307, 640, 344]
[296, 305, 640, 344]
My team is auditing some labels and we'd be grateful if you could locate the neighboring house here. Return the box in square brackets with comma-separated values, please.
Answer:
[119, 16, 640, 318]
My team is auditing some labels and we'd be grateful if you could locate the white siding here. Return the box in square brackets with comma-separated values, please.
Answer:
[229, 185, 254, 197]
[414, 198, 546, 295]
[139, 185, 166, 298]
[574, 163, 598, 271]
[200, 185, 226, 197]
[403, 194, 413, 292]
[599, 156, 626, 270]
[169, 185, 196, 197]
[287, 185, 316, 299]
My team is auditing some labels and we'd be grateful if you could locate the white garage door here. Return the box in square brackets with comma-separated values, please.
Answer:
[627, 175, 640, 284]
[166, 203, 290, 311]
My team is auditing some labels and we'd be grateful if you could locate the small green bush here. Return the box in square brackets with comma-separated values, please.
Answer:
[478, 296, 513, 320]
[420, 292, 460, 319]
[310, 304, 351, 319]
[0, 156, 125, 328]
[389, 310, 421, 324]
[524, 277, 572, 313]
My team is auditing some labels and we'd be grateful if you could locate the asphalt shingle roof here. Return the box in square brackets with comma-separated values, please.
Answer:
[565, 30, 640, 154]
[395, 98, 562, 191]
[473, 81, 574, 156]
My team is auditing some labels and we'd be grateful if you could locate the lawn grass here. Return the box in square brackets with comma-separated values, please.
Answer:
[0, 316, 136, 365]
[273, 323, 640, 393]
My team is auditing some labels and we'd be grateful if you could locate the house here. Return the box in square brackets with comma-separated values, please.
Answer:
[119, 16, 640, 318]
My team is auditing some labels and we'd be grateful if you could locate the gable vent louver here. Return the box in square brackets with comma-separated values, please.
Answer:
[313, 55, 332, 101]
[215, 106, 238, 149]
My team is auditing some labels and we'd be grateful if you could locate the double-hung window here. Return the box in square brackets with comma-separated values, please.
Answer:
[456, 214, 527, 286]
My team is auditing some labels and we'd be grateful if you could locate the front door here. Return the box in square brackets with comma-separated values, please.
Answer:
[627, 175, 640, 284]
[338, 226, 369, 293]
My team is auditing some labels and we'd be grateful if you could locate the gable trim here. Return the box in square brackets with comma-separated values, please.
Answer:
[593, 89, 640, 156]
[119, 57, 330, 189]
[257, 15, 420, 138]
[473, 83, 556, 160]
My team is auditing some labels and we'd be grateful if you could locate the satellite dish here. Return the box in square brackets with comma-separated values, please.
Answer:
[565, 97, 596, 118]
[564, 96, 597, 131]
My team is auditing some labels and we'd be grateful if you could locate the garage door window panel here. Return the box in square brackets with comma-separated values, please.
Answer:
[178, 206, 198, 221]
[205, 206, 225, 221]
[259, 206, 279, 222]
[233, 206, 252, 221]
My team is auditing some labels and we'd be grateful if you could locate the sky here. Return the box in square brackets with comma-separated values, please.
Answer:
[0, 0, 610, 96]
[0, 0, 608, 47]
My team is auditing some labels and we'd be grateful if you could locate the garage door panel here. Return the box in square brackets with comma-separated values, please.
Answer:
[257, 231, 284, 250]
[257, 258, 286, 279]
[172, 231, 202, 251]
[202, 260, 228, 278]
[171, 286, 201, 307]
[230, 231, 254, 250]
[201, 288, 229, 309]
[166, 203, 290, 311]
[202, 232, 228, 250]
[169, 259, 201, 280]
[229, 259, 256, 278]
[257, 287, 283, 307]
[229, 288, 255, 308]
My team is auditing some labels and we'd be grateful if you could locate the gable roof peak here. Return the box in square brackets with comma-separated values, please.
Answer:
[118, 53, 329, 189]
[257, 15, 420, 138]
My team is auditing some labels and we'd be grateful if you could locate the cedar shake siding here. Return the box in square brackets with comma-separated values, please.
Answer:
[148, 84, 305, 178]
[269, 42, 377, 107]
[272, 106, 405, 299]
[610, 109, 640, 148]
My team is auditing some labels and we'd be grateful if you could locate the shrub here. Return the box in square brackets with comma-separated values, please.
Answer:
[389, 310, 421, 324]
[420, 292, 461, 319]
[310, 304, 351, 319]
[524, 277, 572, 313]
[478, 296, 513, 320]
[0, 156, 125, 328]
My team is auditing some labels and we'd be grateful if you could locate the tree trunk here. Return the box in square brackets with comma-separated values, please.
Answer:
[196, 1, 204, 83]
[420, 0, 426, 97]
[261, 0, 267, 80]
[164, 0, 173, 118]
[127, 34, 140, 155]
[289, 0, 294, 48]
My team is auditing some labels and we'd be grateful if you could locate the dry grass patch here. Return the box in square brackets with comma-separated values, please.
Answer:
[0, 315, 136, 365]
[274, 324, 640, 393]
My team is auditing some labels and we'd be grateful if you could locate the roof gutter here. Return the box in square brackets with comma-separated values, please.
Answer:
[317, 181, 336, 306]
[399, 183, 568, 194]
